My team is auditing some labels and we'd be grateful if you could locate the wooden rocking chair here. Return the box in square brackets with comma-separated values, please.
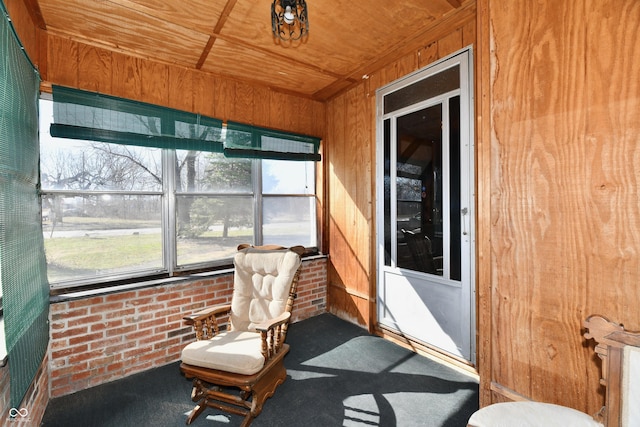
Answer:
[180, 244, 304, 426]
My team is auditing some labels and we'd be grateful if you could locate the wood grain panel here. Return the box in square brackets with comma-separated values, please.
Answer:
[395, 53, 419, 82]
[344, 88, 359, 293]
[486, 0, 640, 415]
[462, 18, 476, 48]
[311, 100, 327, 138]
[354, 83, 373, 301]
[327, 93, 349, 318]
[418, 42, 439, 69]
[317, 2, 477, 101]
[201, 39, 337, 96]
[232, 81, 255, 125]
[141, 61, 168, 106]
[223, 0, 454, 78]
[103, 0, 223, 35]
[111, 51, 142, 100]
[4, 0, 40, 65]
[251, 85, 270, 129]
[77, 44, 111, 93]
[475, 0, 492, 407]
[437, 28, 463, 58]
[192, 71, 216, 118]
[584, 0, 640, 325]
[490, 0, 590, 404]
[167, 66, 193, 113]
[213, 77, 234, 121]
[45, 35, 325, 139]
[39, 0, 207, 66]
[47, 35, 78, 87]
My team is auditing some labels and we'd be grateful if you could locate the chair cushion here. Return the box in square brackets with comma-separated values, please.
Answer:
[467, 402, 603, 427]
[230, 248, 301, 332]
[180, 331, 265, 375]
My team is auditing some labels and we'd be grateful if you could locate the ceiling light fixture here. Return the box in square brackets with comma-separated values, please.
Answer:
[271, 0, 309, 42]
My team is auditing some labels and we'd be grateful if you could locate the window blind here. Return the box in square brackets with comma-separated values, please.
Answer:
[225, 121, 321, 161]
[51, 86, 224, 152]
[51, 86, 321, 161]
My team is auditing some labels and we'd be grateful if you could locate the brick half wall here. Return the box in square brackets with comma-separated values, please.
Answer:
[48, 257, 327, 398]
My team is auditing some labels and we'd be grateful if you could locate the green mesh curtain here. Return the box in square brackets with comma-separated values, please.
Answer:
[0, 1, 49, 408]
[225, 121, 321, 161]
[51, 86, 321, 160]
[51, 85, 225, 152]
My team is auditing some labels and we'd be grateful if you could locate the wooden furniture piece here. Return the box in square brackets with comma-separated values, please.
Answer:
[180, 244, 304, 426]
[467, 315, 640, 427]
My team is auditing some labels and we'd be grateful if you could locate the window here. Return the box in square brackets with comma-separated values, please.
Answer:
[40, 95, 319, 290]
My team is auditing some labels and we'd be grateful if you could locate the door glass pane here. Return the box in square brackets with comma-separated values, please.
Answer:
[384, 65, 459, 114]
[383, 119, 391, 266]
[449, 96, 461, 280]
[396, 104, 443, 275]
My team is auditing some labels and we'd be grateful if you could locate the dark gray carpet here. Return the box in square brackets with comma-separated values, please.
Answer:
[42, 313, 479, 426]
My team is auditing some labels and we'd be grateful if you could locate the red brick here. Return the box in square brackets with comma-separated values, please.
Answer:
[136, 303, 165, 313]
[51, 308, 88, 321]
[71, 370, 93, 382]
[51, 326, 88, 340]
[105, 307, 136, 319]
[137, 287, 162, 297]
[125, 330, 150, 341]
[126, 313, 154, 324]
[50, 321, 66, 330]
[156, 291, 181, 301]
[106, 325, 137, 337]
[138, 334, 164, 346]
[69, 332, 104, 346]
[106, 361, 125, 372]
[88, 354, 120, 369]
[104, 341, 137, 355]
[69, 350, 107, 365]
[124, 345, 153, 359]
[50, 376, 71, 389]
[91, 319, 124, 332]
[69, 296, 104, 308]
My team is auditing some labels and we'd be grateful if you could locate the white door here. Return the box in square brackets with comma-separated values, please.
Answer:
[376, 49, 475, 363]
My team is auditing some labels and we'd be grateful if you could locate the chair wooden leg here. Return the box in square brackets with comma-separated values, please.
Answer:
[183, 360, 287, 426]
[249, 357, 287, 418]
[186, 401, 207, 425]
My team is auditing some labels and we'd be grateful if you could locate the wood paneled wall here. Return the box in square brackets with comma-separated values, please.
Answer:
[4, 0, 43, 69]
[324, 6, 476, 329]
[41, 35, 325, 139]
[477, 0, 640, 415]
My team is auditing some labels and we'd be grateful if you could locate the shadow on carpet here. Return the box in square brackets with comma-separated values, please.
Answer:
[42, 313, 479, 426]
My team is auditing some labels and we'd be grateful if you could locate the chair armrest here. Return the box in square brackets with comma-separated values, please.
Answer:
[255, 312, 292, 360]
[183, 304, 232, 324]
[184, 304, 232, 340]
[254, 312, 291, 332]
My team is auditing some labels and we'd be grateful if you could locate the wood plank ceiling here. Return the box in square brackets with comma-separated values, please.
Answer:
[29, 0, 467, 100]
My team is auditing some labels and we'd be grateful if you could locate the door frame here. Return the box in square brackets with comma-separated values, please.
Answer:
[374, 46, 476, 365]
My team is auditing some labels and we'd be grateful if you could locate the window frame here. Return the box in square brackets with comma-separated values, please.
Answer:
[39, 95, 320, 294]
